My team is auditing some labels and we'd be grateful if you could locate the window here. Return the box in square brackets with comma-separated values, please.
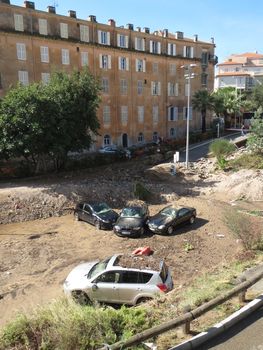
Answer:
[135, 37, 145, 51]
[137, 80, 143, 95]
[121, 271, 139, 283]
[168, 106, 178, 121]
[81, 52, 88, 66]
[152, 62, 158, 73]
[95, 271, 120, 283]
[16, 43, 26, 60]
[120, 79, 128, 95]
[201, 73, 208, 87]
[101, 77, 109, 93]
[61, 49, 70, 65]
[117, 34, 128, 48]
[153, 131, 158, 142]
[168, 82, 178, 96]
[201, 51, 208, 66]
[138, 132, 144, 143]
[41, 72, 50, 84]
[138, 106, 144, 123]
[18, 71, 28, 85]
[121, 106, 128, 125]
[118, 57, 129, 71]
[40, 46, 49, 63]
[98, 30, 110, 45]
[14, 14, 23, 31]
[183, 107, 193, 120]
[103, 106, 111, 126]
[80, 25, 89, 42]
[99, 54, 111, 69]
[170, 128, 176, 137]
[136, 59, 146, 72]
[152, 106, 159, 124]
[150, 40, 161, 54]
[60, 23, 68, 39]
[184, 46, 194, 58]
[39, 18, 47, 35]
[170, 64, 176, 75]
[151, 81, 161, 96]
[104, 134, 111, 146]
[167, 43, 176, 56]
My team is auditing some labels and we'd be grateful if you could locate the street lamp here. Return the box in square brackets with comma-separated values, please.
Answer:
[181, 63, 197, 168]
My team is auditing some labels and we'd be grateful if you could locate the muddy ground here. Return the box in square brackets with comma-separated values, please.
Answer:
[0, 153, 262, 327]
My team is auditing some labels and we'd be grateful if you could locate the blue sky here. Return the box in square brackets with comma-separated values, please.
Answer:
[11, 0, 263, 63]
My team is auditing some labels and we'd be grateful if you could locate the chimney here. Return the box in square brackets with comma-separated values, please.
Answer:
[47, 6, 56, 14]
[88, 15, 97, 22]
[211, 37, 215, 44]
[108, 19, 115, 26]
[68, 10, 76, 18]
[136, 26, 141, 32]
[24, 1, 35, 9]
[0, 0, 10, 3]
[126, 23, 134, 30]
[143, 27, 150, 34]
[163, 29, 168, 37]
[175, 31, 184, 39]
[194, 34, 198, 42]
[153, 30, 158, 35]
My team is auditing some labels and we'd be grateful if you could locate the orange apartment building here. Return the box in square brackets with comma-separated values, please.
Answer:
[0, 0, 217, 149]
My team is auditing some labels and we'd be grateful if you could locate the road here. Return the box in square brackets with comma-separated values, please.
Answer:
[195, 306, 263, 350]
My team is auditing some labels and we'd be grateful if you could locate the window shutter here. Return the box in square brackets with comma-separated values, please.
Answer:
[135, 59, 138, 72]
[135, 38, 138, 50]
[175, 107, 178, 120]
[98, 30, 101, 44]
[107, 32, 110, 45]
[151, 81, 154, 95]
[108, 55, 111, 69]
[167, 43, 171, 55]
[173, 44, 176, 56]
[183, 46, 186, 57]
[99, 54, 102, 68]
[167, 82, 171, 96]
[167, 106, 171, 120]
[126, 58, 129, 71]
[183, 107, 186, 120]
[190, 47, 194, 58]
[142, 39, 145, 51]
[157, 42, 161, 54]
[143, 60, 146, 72]
[158, 82, 161, 95]
[175, 83, 179, 96]
[125, 35, 129, 48]
[149, 40, 153, 53]
[118, 57, 121, 70]
[117, 34, 120, 47]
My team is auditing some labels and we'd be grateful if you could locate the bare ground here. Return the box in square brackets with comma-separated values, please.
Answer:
[0, 154, 262, 327]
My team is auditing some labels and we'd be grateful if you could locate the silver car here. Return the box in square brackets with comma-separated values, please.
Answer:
[63, 254, 173, 305]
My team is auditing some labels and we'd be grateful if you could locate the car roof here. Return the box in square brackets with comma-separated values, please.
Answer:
[107, 254, 162, 273]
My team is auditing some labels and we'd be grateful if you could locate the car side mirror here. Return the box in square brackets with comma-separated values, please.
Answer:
[92, 284, 98, 291]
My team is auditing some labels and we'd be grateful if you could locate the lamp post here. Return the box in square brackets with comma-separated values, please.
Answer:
[181, 64, 197, 168]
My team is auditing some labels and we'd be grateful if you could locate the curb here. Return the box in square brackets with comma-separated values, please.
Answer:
[169, 293, 263, 350]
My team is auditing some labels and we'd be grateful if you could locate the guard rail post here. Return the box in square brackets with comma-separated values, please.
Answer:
[182, 305, 191, 334]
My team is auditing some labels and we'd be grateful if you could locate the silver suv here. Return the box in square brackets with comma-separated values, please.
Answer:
[63, 254, 173, 305]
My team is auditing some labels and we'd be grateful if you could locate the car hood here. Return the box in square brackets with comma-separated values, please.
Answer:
[116, 217, 144, 228]
[64, 261, 98, 289]
[148, 214, 173, 227]
[96, 210, 119, 222]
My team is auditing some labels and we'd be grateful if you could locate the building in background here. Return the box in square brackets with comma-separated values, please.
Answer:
[216, 52, 263, 92]
[0, 0, 217, 149]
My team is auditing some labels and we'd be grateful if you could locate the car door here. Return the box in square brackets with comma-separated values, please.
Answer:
[117, 270, 141, 304]
[176, 208, 190, 225]
[82, 204, 93, 224]
[89, 270, 120, 303]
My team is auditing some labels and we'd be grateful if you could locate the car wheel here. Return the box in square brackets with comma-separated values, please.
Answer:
[167, 226, 173, 235]
[74, 213, 80, 221]
[95, 220, 101, 230]
[136, 297, 152, 305]
[189, 216, 195, 225]
[71, 291, 90, 305]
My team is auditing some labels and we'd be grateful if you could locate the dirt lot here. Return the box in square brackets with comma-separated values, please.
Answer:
[0, 154, 262, 327]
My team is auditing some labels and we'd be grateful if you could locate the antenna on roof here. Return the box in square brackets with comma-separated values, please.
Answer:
[53, 1, 58, 8]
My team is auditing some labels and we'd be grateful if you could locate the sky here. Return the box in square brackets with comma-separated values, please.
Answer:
[11, 0, 263, 63]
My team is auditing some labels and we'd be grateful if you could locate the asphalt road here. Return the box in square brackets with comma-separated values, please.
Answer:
[195, 306, 263, 350]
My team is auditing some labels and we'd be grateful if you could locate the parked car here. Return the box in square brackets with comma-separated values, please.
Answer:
[74, 202, 119, 230]
[63, 254, 173, 305]
[147, 205, 196, 235]
[113, 201, 149, 238]
[98, 146, 126, 156]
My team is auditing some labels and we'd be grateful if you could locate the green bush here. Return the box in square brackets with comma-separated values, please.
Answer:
[209, 139, 236, 160]
[0, 298, 153, 350]
[229, 153, 263, 170]
[133, 182, 152, 201]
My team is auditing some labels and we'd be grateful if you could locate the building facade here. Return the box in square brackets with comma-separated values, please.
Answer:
[216, 52, 263, 91]
[0, 0, 217, 149]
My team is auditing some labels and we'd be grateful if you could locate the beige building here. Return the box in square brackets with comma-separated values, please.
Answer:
[0, 0, 217, 149]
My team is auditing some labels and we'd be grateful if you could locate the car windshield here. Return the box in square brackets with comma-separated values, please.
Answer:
[92, 203, 111, 214]
[87, 257, 111, 279]
[121, 207, 143, 218]
[160, 207, 178, 217]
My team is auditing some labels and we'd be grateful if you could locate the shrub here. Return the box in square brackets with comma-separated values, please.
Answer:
[229, 153, 263, 170]
[209, 139, 236, 160]
[133, 182, 152, 201]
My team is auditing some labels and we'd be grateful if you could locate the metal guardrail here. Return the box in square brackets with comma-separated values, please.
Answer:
[98, 268, 263, 350]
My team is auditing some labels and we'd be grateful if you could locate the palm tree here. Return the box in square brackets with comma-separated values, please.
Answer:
[192, 90, 214, 133]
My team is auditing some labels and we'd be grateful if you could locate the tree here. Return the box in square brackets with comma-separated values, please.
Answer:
[247, 107, 263, 154]
[0, 69, 101, 171]
[192, 90, 214, 133]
